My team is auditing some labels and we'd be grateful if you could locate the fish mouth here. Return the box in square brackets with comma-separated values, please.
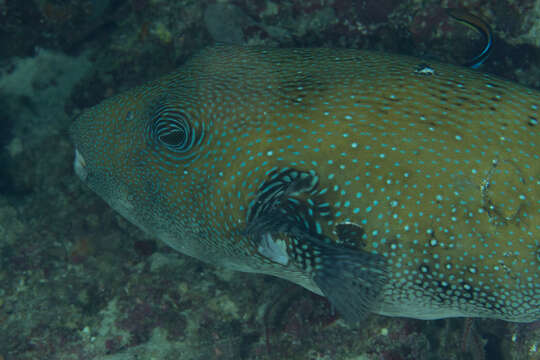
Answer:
[74, 148, 88, 181]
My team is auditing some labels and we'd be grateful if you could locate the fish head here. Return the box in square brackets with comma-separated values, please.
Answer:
[70, 46, 331, 273]
[70, 76, 239, 260]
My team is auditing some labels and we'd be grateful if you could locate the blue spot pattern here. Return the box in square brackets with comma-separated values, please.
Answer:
[71, 45, 539, 322]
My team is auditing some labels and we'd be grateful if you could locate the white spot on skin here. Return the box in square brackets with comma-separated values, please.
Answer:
[415, 66, 435, 75]
[258, 233, 289, 265]
[74, 149, 88, 181]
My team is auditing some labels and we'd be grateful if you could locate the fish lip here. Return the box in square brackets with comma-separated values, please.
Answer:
[74, 148, 88, 181]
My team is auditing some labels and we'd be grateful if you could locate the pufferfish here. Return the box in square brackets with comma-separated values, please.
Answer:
[71, 45, 539, 324]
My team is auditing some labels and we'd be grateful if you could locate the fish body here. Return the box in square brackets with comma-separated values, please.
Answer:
[71, 45, 539, 323]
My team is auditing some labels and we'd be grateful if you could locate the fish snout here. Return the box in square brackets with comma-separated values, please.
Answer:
[74, 148, 88, 181]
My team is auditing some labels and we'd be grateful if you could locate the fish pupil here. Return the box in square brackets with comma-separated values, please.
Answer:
[158, 121, 187, 146]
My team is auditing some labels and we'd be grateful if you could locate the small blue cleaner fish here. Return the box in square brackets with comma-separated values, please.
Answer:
[71, 45, 539, 325]
[448, 9, 493, 68]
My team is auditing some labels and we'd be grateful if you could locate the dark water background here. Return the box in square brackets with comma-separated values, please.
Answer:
[0, 1, 539, 359]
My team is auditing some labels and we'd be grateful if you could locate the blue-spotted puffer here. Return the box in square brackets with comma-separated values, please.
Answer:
[71, 45, 539, 324]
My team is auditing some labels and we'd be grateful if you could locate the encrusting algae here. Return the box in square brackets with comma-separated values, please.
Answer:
[71, 45, 539, 325]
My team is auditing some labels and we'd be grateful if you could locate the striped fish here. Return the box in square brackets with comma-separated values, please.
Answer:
[71, 45, 539, 324]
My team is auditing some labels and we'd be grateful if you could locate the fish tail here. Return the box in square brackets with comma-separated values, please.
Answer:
[311, 242, 387, 325]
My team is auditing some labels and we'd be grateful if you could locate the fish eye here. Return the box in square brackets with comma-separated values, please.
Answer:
[146, 99, 209, 162]
[150, 103, 195, 153]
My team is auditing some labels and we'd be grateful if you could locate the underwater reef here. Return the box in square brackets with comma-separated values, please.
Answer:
[0, 0, 539, 359]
